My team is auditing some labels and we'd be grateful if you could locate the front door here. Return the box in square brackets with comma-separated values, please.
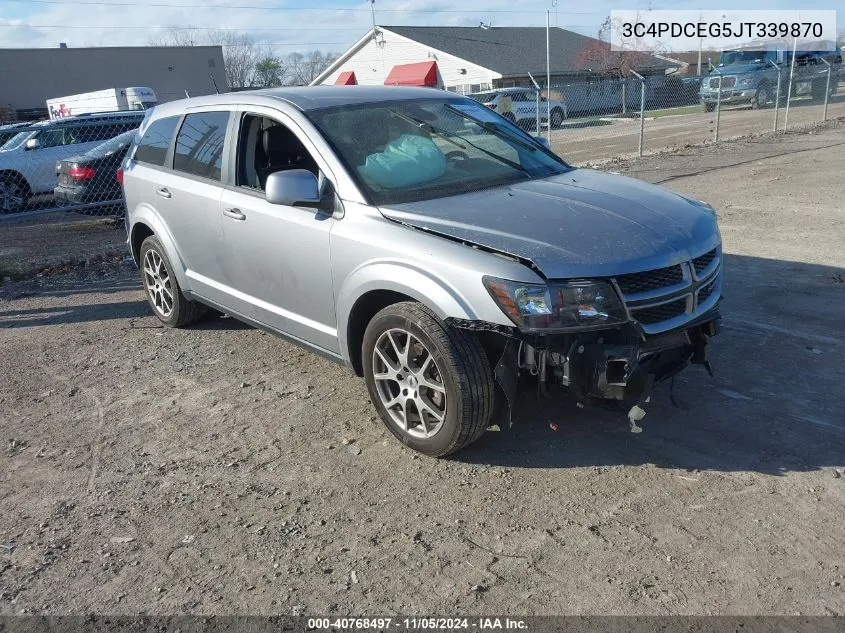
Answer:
[218, 108, 338, 355]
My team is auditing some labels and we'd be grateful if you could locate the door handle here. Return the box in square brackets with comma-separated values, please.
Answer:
[156, 187, 171, 199]
[222, 207, 246, 221]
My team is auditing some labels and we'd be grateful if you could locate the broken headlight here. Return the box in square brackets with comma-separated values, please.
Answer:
[483, 276, 629, 331]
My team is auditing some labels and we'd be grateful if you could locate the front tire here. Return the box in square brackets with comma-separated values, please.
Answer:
[139, 235, 206, 328]
[752, 84, 770, 109]
[0, 173, 30, 214]
[702, 102, 716, 112]
[550, 107, 564, 128]
[362, 302, 495, 457]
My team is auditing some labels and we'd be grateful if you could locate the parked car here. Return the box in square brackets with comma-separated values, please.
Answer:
[469, 87, 568, 129]
[0, 111, 144, 213]
[123, 86, 722, 457]
[0, 122, 33, 149]
[54, 129, 135, 213]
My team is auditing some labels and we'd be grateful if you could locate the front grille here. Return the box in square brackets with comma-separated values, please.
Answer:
[631, 298, 688, 325]
[615, 265, 683, 295]
[693, 249, 717, 275]
[711, 76, 736, 88]
[698, 278, 717, 303]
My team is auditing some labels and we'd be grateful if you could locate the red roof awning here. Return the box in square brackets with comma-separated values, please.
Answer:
[384, 61, 438, 87]
[335, 71, 357, 85]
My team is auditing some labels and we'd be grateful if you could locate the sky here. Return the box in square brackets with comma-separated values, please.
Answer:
[0, 0, 841, 54]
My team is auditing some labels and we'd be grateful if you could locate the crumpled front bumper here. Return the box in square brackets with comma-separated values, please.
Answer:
[448, 306, 721, 429]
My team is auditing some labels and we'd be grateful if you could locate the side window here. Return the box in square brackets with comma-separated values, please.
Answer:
[173, 111, 230, 181]
[235, 114, 318, 191]
[37, 129, 67, 148]
[134, 116, 180, 167]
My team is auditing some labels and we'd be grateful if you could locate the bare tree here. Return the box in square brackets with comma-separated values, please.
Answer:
[285, 50, 340, 86]
[149, 28, 260, 89]
[576, 16, 655, 114]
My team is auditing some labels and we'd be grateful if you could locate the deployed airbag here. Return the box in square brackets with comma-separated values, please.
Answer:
[358, 134, 446, 189]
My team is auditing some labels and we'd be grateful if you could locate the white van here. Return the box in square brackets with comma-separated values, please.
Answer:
[47, 87, 157, 120]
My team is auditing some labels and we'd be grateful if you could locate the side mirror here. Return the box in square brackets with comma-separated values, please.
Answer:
[265, 170, 320, 207]
[25, 138, 41, 151]
[534, 136, 550, 149]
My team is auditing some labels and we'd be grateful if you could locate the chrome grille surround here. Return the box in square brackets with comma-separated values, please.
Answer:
[615, 246, 722, 334]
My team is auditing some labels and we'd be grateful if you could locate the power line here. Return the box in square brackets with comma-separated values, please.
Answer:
[3, 0, 609, 13]
[0, 24, 369, 31]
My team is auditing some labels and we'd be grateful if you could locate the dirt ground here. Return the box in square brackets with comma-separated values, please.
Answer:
[551, 91, 845, 164]
[1, 124, 844, 617]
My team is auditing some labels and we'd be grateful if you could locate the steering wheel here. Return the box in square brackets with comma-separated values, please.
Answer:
[445, 150, 469, 163]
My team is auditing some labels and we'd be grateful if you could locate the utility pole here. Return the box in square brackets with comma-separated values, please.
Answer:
[546, 10, 551, 138]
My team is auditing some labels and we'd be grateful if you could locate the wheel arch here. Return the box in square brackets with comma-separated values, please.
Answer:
[337, 264, 479, 377]
[127, 207, 191, 291]
[0, 169, 32, 192]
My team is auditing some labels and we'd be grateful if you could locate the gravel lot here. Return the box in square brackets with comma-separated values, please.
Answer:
[552, 92, 845, 164]
[1, 124, 844, 616]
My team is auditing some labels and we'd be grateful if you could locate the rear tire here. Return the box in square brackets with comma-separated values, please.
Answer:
[139, 235, 206, 328]
[362, 302, 495, 457]
[702, 102, 716, 112]
[550, 107, 564, 128]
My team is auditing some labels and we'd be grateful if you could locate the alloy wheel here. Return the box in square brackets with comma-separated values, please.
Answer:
[143, 248, 174, 318]
[0, 179, 25, 214]
[372, 328, 447, 439]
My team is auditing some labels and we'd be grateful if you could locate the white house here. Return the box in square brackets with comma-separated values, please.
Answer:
[313, 26, 674, 95]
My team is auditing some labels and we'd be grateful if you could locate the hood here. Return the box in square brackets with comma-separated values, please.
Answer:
[714, 63, 767, 75]
[379, 169, 720, 279]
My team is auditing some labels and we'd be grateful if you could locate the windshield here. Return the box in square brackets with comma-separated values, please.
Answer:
[719, 50, 774, 67]
[308, 98, 570, 205]
[86, 130, 135, 156]
[0, 129, 36, 151]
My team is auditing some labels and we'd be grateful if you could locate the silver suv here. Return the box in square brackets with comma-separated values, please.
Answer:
[123, 86, 722, 456]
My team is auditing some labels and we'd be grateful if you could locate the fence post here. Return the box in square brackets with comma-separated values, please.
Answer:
[784, 38, 797, 132]
[713, 68, 722, 142]
[769, 60, 781, 132]
[630, 70, 645, 157]
[527, 71, 542, 136]
[820, 58, 832, 122]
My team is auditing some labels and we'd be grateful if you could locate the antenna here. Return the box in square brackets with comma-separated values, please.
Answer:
[210, 74, 220, 94]
[184, 89, 190, 98]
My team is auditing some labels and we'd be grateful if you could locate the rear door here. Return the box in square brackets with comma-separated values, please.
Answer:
[148, 108, 232, 305]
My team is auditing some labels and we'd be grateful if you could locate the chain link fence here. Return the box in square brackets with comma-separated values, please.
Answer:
[0, 113, 144, 219]
[491, 53, 843, 164]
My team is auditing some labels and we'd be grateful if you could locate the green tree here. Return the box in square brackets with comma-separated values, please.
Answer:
[254, 56, 285, 87]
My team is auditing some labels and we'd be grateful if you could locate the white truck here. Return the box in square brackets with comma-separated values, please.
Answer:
[47, 87, 157, 120]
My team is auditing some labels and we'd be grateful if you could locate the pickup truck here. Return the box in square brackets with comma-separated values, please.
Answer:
[700, 44, 842, 111]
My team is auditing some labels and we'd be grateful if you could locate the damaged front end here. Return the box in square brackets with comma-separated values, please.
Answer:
[447, 247, 724, 433]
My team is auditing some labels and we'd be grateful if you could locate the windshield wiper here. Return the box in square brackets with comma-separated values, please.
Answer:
[389, 109, 529, 176]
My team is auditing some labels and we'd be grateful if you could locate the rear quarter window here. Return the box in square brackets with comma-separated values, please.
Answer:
[133, 116, 180, 167]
